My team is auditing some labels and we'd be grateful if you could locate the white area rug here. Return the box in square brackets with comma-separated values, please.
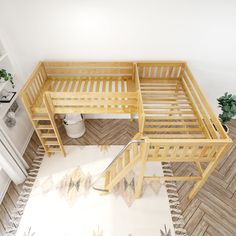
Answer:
[8, 146, 187, 236]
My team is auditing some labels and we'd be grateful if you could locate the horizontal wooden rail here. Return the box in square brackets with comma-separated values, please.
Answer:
[183, 65, 228, 139]
[145, 138, 232, 163]
[146, 138, 232, 145]
[43, 61, 134, 77]
[144, 176, 201, 181]
[49, 92, 137, 99]
[45, 91, 138, 114]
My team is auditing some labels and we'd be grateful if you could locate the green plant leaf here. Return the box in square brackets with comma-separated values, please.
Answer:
[223, 105, 230, 112]
[231, 105, 236, 114]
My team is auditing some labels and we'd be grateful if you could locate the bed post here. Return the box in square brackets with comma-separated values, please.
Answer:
[188, 142, 233, 200]
[135, 141, 150, 198]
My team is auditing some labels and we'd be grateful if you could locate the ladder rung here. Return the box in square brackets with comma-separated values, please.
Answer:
[48, 147, 61, 152]
[37, 125, 54, 130]
[41, 133, 56, 138]
[45, 141, 59, 145]
[32, 115, 50, 121]
[104, 171, 110, 188]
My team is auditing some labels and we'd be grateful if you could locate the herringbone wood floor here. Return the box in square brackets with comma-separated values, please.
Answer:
[0, 119, 235, 236]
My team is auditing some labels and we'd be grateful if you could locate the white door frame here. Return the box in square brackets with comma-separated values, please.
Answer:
[0, 128, 28, 186]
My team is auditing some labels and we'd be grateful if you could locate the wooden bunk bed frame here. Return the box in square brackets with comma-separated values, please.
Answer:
[20, 61, 233, 200]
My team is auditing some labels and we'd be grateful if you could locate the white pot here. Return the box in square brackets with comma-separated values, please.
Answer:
[0, 77, 6, 83]
[63, 113, 86, 138]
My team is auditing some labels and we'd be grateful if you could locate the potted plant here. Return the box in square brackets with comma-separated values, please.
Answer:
[0, 69, 15, 88]
[217, 92, 236, 133]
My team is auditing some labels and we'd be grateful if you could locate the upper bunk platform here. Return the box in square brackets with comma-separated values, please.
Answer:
[23, 62, 137, 115]
[20, 61, 229, 141]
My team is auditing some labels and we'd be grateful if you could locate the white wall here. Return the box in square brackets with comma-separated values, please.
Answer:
[0, 0, 236, 113]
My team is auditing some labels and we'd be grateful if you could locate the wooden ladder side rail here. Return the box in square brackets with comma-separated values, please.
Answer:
[135, 141, 150, 198]
[92, 135, 144, 192]
[184, 64, 229, 139]
[133, 63, 145, 134]
[106, 153, 140, 190]
[20, 93, 49, 155]
[43, 92, 66, 157]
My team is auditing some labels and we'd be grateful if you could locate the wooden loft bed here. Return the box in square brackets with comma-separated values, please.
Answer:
[20, 61, 233, 200]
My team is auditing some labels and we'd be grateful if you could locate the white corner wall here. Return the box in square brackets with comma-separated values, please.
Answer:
[0, 0, 235, 114]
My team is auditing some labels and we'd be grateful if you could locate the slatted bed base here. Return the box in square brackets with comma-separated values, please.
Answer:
[141, 78, 207, 139]
[20, 61, 232, 200]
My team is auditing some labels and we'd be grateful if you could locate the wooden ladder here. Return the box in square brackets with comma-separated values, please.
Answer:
[31, 111, 65, 157]
[27, 92, 65, 157]
[41, 92, 65, 156]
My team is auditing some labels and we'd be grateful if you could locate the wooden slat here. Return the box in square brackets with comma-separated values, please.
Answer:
[32, 115, 50, 121]
[50, 92, 137, 99]
[144, 127, 202, 132]
[36, 124, 54, 130]
[54, 107, 137, 114]
[145, 121, 199, 126]
[145, 116, 197, 120]
[144, 176, 201, 181]
[48, 147, 61, 152]
[146, 134, 206, 139]
[144, 110, 194, 114]
[52, 99, 137, 106]
[41, 133, 57, 138]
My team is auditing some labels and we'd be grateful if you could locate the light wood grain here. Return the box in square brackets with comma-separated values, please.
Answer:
[19, 61, 232, 201]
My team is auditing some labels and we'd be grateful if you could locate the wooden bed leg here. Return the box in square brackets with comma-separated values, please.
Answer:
[135, 142, 150, 198]
[188, 143, 232, 200]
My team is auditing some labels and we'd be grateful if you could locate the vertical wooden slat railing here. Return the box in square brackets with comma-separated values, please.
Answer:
[133, 63, 145, 134]
[20, 63, 48, 108]
[145, 138, 232, 199]
[137, 61, 185, 79]
[188, 142, 232, 199]
[182, 65, 228, 139]
[20, 62, 49, 154]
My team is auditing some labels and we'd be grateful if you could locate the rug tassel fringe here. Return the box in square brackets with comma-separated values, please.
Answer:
[162, 162, 188, 236]
[5, 146, 44, 236]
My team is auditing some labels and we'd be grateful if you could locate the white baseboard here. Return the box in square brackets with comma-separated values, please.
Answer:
[0, 170, 11, 204]
[20, 127, 34, 155]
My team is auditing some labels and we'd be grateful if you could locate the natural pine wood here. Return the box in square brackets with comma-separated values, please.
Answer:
[19, 61, 232, 201]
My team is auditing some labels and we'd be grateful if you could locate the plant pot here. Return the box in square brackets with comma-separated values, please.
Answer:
[0, 77, 6, 83]
[222, 124, 229, 133]
[63, 114, 86, 138]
